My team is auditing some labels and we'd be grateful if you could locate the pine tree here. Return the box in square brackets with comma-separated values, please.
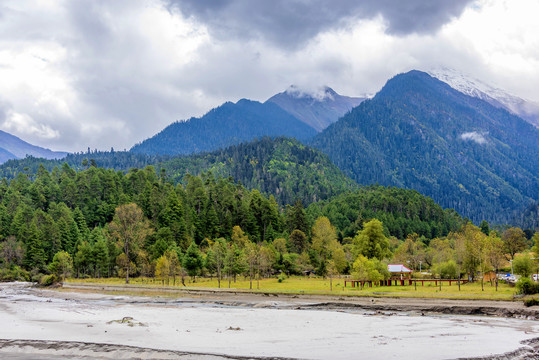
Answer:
[56, 218, 72, 253]
[23, 221, 45, 271]
[479, 220, 490, 236]
[182, 242, 202, 281]
[92, 230, 109, 278]
[73, 207, 90, 239]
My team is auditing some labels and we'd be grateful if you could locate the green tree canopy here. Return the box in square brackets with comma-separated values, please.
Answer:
[109, 203, 153, 283]
[353, 219, 390, 260]
[352, 255, 389, 282]
[49, 250, 73, 281]
[502, 227, 527, 260]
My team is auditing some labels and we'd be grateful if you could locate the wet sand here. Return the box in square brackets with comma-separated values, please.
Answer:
[1, 282, 538, 359]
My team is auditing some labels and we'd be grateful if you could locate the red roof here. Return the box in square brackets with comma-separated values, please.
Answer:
[387, 264, 412, 273]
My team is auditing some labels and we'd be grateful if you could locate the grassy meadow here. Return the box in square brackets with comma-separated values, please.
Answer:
[66, 275, 520, 301]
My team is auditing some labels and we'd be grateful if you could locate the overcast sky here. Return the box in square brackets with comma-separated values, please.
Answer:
[0, 0, 538, 152]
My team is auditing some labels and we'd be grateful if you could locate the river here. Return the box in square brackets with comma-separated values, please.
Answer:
[0, 282, 538, 359]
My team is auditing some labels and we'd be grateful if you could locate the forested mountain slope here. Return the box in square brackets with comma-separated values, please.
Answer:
[428, 67, 539, 129]
[161, 137, 357, 206]
[0, 137, 355, 208]
[130, 99, 317, 155]
[0, 148, 16, 164]
[307, 185, 463, 241]
[312, 70, 539, 224]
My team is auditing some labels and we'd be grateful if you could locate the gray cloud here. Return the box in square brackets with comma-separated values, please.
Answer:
[166, 0, 473, 48]
[1, 0, 537, 155]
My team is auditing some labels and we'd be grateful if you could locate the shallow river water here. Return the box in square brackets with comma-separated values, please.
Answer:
[0, 282, 537, 359]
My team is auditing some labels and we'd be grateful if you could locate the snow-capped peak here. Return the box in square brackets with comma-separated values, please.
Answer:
[427, 67, 539, 128]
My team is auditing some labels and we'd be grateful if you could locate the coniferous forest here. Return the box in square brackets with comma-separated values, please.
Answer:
[1, 158, 535, 285]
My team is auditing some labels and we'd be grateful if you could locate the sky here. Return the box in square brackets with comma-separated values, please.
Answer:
[0, 0, 538, 153]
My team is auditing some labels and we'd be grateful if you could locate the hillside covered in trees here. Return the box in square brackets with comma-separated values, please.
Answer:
[1, 162, 500, 284]
[306, 186, 463, 241]
[311, 71, 539, 225]
[160, 137, 357, 206]
[130, 99, 317, 155]
[0, 137, 356, 208]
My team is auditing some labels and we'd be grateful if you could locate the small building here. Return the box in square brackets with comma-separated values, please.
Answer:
[388, 264, 413, 280]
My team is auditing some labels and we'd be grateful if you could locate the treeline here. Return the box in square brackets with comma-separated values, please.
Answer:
[392, 222, 539, 284]
[0, 137, 357, 209]
[0, 151, 170, 180]
[1, 164, 535, 286]
[0, 163, 445, 280]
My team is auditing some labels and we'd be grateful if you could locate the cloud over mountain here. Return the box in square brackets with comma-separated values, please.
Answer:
[1, 0, 539, 153]
[460, 131, 487, 144]
[166, 0, 473, 47]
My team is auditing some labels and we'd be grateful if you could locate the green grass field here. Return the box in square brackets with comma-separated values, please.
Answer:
[67, 276, 519, 300]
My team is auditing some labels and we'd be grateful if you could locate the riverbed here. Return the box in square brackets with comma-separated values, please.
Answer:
[0, 282, 538, 359]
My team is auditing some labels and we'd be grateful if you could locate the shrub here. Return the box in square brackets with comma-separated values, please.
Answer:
[31, 273, 44, 283]
[277, 273, 286, 283]
[516, 277, 539, 295]
[513, 254, 533, 277]
[432, 260, 458, 279]
[39, 274, 59, 287]
[0, 266, 30, 282]
[440, 260, 458, 279]
[524, 298, 539, 307]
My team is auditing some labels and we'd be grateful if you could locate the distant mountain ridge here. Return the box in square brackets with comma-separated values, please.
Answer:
[266, 85, 366, 131]
[427, 67, 539, 129]
[130, 99, 317, 156]
[312, 70, 539, 224]
[0, 130, 67, 164]
[0, 147, 17, 164]
[3, 71, 537, 227]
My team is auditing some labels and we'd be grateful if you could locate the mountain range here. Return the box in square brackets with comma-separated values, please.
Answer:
[311, 70, 539, 224]
[130, 85, 363, 156]
[0, 130, 67, 164]
[1, 70, 537, 227]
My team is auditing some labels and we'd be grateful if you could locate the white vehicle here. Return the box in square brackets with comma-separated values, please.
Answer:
[499, 273, 517, 282]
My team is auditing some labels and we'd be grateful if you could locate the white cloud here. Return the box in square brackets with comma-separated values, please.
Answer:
[0, 0, 537, 153]
[439, 0, 539, 99]
[460, 131, 488, 144]
[2, 110, 59, 139]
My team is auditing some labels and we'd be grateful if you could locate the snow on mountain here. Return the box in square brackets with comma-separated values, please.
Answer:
[427, 67, 539, 128]
[266, 86, 367, 132]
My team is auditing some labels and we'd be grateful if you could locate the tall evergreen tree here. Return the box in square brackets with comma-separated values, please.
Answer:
[182, 242, 202, 281]
[23, 221, 45, 271]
